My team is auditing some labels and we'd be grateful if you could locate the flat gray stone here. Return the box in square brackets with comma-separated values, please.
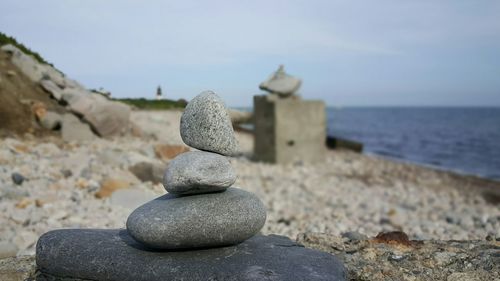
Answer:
[164, 151, 236, 195]
[259, 65, 302, 97]
[180, 91, 238, 156]
[36, 229, 346, 281]
[1, 44, 44, 83]
[126, 187, 266, 249]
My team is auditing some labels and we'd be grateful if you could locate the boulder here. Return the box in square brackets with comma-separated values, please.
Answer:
[83, 100, 131, 137]
[40, 64, 66, 88]
[1, 44, 65, 87]
[61, 113, 96, 142]
[40, 79, 63, 100]
[62, 90, 131, 138]
[39, 111, 62, 130]
[1, 44, 44, 83]
[61, 87, 94, 114]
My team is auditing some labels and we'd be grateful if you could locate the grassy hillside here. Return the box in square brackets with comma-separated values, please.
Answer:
[0, 31, 52, 66]
[115, 98, 187, 110]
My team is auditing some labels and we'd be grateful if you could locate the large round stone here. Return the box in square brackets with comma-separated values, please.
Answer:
[164, 151, 236, 195]
[126, 188, 266, 249]
[180, 91, 239, 156]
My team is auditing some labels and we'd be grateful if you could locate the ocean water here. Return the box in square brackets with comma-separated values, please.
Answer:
[327, 107, 500, 180]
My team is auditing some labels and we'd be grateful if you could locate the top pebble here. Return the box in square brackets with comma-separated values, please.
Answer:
[180, 91, 239, 156]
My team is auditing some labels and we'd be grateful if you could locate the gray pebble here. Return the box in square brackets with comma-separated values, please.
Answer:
[126, 187, 266, 249]
[11, 172, 25, 185]
[180, 91, 238, 156]
[164, 151, 236, 195]
[61, 169, 73, 178]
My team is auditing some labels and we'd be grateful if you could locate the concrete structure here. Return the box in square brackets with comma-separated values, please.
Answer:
[253, 95, 326, 164]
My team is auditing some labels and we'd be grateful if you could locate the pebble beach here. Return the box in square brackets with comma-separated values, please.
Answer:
[1, 110, 499, 258]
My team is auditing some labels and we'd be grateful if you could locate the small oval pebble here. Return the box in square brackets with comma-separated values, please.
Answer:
[126, 188, 266, 249]
[180, 91, 239, 156]
[164, 151, 236, 195]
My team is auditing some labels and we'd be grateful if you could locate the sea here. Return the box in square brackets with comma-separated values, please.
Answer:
[327, 107, 500, 181]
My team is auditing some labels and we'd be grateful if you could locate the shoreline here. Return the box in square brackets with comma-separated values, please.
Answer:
[364, 150, 500, 183]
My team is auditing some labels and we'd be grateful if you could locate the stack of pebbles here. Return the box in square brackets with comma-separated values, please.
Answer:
[35, 91, 346, 281]
[126, 91, 267, 249]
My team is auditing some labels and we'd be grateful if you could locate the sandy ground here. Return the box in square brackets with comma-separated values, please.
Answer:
[0, 110, 499, 258]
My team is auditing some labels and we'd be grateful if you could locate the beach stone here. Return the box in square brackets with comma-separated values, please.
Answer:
[11, 172, 25, 185]
[1, 44, 44, 82]
[40, 79, 63, 100]
[259, 65, 302, 97]
[36, 229, 346, 281]
[164, 151, 236, 195]
[61, 113, 96, 142]
[126, 187, 266, 249]
[180, 91, 238, 156]
[83, 100, 131, 138]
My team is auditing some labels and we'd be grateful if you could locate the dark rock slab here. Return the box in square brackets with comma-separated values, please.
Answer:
[36, 229, 346, 281]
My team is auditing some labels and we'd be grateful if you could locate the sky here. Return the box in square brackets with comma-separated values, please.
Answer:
[1, 0, 499, 107]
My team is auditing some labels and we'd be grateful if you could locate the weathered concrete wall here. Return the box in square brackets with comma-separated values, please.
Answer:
[253, 95, 326, 164]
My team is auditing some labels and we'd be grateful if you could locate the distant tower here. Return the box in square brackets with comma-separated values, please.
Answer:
[156, 85, 163, 100]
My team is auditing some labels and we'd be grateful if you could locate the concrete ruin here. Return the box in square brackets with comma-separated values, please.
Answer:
[254, 67, 326, 164]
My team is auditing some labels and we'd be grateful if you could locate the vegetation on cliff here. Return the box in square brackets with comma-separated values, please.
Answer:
[0, 31, 52, 66]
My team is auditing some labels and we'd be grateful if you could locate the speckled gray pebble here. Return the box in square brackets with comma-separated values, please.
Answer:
[164, 151, 236, 195]
[126, 187, 266, 249]
[180, 91, 238, 156]
[36, 229, 346, 281]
